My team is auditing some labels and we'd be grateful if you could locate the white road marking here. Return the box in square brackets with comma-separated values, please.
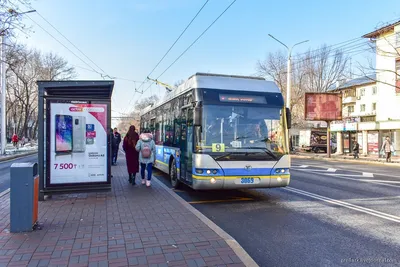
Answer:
[358, 179, 400, 184]
[298, 165, 309, 168]
[362, 172, 374, 177]
[292, 169, 400, 189]
[327, 168, 336, 172]
[284, 187, 400, 223]
[0, 188, 10, 198]
[292, 162, 400, 179]
[346, 196, 400, 201]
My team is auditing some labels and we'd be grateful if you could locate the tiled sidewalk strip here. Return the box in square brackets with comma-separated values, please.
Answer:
[0, 155, 250, 267]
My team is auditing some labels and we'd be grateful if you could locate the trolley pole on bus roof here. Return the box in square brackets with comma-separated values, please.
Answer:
[268, 34, 308, 152]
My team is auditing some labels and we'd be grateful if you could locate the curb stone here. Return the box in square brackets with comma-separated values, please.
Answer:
[291, 154, 400, 167]
[153, 176, 259, 267]
[0, 151, 37, 163]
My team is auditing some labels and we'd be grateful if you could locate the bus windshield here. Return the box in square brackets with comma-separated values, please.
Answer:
[195, 104, 288, 159]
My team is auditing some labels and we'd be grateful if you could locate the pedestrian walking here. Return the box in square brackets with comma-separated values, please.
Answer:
[122, 125, 140, 184]
[12, 134, 18, 148]
[352, 140, 360, 159]
[110, 128, 118, 166]
[109, 128, 116, 177]
[135, 130, 156, 187]
[381, 136, 394, 162]
[113, 128, 122, 164]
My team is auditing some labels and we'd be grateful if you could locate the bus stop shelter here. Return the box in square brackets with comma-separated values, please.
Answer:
[37, 80, 114, 201]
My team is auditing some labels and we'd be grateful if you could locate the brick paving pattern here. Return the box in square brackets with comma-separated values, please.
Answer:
[0, 155, 246, 266]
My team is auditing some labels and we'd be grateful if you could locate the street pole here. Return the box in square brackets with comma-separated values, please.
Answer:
[286, 51, 291, 109]
[0, 9, 37, 154]
[327, 121, 331, 158]
[0, 35, 6, 155]
[268, 35, 309, 152]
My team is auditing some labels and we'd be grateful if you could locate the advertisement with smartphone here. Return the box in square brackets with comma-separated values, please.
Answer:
[50, 102, 108, 184]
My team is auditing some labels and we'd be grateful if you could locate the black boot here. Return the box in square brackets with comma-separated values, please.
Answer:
[131, 173, 136, 185]
[128, 174, 132, 183]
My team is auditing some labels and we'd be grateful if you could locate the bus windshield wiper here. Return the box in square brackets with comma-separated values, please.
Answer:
[214, 152, 233, 161]
[235, 147, 278, 159]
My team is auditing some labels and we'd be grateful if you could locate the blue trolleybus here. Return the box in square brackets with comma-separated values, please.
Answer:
[139, 73, 291, 189]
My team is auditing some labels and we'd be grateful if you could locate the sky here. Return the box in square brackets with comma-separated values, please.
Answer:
[10, 0, 400, 127]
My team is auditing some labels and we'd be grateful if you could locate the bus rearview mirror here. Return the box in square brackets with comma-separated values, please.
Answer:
[286, 108, 291, 129]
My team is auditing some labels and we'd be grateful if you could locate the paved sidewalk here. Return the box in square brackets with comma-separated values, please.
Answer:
[0, 157, 248, 267]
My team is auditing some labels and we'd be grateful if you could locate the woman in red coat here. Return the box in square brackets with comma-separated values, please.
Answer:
[122, 125, 140, 184]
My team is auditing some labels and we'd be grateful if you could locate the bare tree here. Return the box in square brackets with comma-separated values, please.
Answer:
[6, 43, 75, 139]
[0, 1, 33, 37]
[117, 95, 160, 133]
[301, 44, 349, 92]
[256, 51, 308, 127]
[174, 79, 185, 87]
[358, 33, 400, 93]
[257, 44, 349, 127]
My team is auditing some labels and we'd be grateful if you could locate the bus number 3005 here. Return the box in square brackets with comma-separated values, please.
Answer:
[241, 177, 254, 184]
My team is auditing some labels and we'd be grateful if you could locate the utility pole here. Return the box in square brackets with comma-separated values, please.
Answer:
[0, 35, 6, 155]
[268, 34, 309, 152]
[0, 9, 36, 154]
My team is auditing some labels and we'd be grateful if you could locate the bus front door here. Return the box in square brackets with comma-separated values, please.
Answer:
[179, 107, 194, 185]
[179, 123, 188, 182]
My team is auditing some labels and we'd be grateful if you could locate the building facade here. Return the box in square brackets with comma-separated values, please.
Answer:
[330, 76, 379, 155]
[330, 20, 400, 156]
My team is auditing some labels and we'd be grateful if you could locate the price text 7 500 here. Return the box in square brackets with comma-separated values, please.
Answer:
[54, 163, 77, 169]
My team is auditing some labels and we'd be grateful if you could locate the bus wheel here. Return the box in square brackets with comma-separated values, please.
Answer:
[170, 158, 181, 189]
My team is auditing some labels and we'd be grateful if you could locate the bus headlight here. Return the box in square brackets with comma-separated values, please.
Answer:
[212, 170, 218, 174]
[210, 178, 217, 184]
[195, 169, 204, 174]
[206, 170, 211, 174]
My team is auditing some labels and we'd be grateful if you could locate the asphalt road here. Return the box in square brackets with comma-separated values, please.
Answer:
[1, 155, 399, 266]
[155, 158, 400, 267]
[0, 154, 38, 193]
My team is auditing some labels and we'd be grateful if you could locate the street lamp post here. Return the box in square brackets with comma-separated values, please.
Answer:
[268, 34, 309, 152]
[1, 9, 36, 155]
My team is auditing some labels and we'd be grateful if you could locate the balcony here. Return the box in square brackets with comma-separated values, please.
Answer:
[352, 110, 376, 117]
[342, 96, 356, 104]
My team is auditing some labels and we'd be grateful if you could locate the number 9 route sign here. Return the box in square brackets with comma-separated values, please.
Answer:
[212, 143, 225, 152]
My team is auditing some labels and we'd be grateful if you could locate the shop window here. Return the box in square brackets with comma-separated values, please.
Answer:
[347, 106, 354, 114]
[360, 116, 375, 122]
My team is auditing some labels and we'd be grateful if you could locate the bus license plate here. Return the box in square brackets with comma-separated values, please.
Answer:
[240, 177, 255, 184]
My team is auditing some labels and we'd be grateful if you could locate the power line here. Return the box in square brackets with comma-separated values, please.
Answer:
[14, 0, 142, 91]
[72, 64, 143, 83]
[139, 0, 238, 98]
[17, 0, 108, 76]
[13, 10, 101, 75]
[292, 16, 400, 60]
[123, 0, 210, 113]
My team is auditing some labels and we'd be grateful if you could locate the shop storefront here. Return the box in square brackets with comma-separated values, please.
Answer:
[379, 121, 400, 156]
[330, 121, 359, 155]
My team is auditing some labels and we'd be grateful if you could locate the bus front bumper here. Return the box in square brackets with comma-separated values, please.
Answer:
[191, 175, 290, 190]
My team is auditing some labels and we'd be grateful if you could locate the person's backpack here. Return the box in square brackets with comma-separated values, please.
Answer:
[141, 142, 152, 158]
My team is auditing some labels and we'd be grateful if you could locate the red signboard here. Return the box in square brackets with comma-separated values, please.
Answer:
[305, 93, 342, 121]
